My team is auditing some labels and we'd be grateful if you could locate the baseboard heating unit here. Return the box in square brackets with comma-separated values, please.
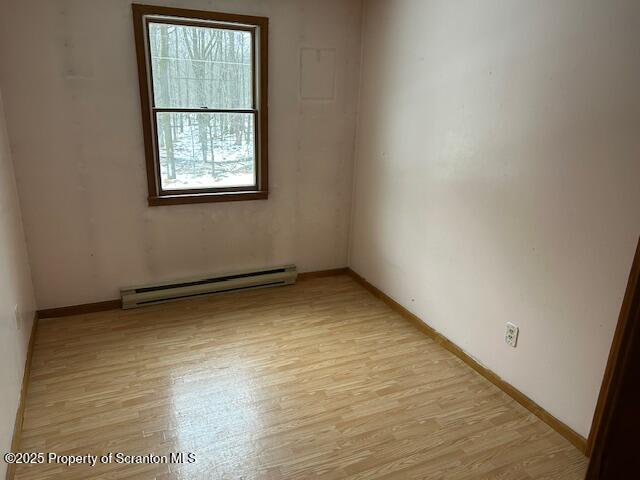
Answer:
[120, 265, 297, 309]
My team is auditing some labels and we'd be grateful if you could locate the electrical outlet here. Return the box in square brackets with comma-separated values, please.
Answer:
[14, 305, 22, 331]
[505, 322, 519, 348]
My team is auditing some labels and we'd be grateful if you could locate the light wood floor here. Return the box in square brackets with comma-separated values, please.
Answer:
[14, 275, 587, 479]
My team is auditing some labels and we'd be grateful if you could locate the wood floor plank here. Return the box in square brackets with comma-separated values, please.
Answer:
[13, 276, 587, 479]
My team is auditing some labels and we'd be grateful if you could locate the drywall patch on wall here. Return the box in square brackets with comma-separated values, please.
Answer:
[300, 48, 336, 100]
[58, 1, 96, 80]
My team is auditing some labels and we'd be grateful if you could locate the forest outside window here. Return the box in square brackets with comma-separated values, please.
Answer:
[132, 5, 268, 206]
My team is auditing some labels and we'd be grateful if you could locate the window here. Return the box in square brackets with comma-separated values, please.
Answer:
[132, 4, 268, 206]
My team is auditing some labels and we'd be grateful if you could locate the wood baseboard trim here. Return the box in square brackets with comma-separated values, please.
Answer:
[38, 299, 122, 319]
[6, 314, 39, 480]
[346, 267, 588, 455]
[297, 267, 349, 281]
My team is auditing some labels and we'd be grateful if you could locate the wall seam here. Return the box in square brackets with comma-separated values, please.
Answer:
[345, 0, 367, 268]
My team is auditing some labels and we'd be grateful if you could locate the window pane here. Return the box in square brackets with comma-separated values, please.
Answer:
[156, 112, 256, 190]
[148, 22, 252, 109]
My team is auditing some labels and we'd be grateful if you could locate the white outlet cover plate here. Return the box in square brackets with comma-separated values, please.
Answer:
[505, 322, 519, 348]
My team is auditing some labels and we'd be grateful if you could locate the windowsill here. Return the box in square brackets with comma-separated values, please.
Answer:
[148, 190, 268, 206]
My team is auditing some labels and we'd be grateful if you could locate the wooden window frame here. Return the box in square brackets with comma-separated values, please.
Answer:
[132, 4, 269, 206]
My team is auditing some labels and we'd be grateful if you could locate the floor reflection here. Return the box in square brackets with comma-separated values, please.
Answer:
[168, 360, 263, 476]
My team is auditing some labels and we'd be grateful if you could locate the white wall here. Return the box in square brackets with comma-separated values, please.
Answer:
[0, 87, 36, 470]
[350, 0, 640, 437]
[0, 0, 362, 309]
